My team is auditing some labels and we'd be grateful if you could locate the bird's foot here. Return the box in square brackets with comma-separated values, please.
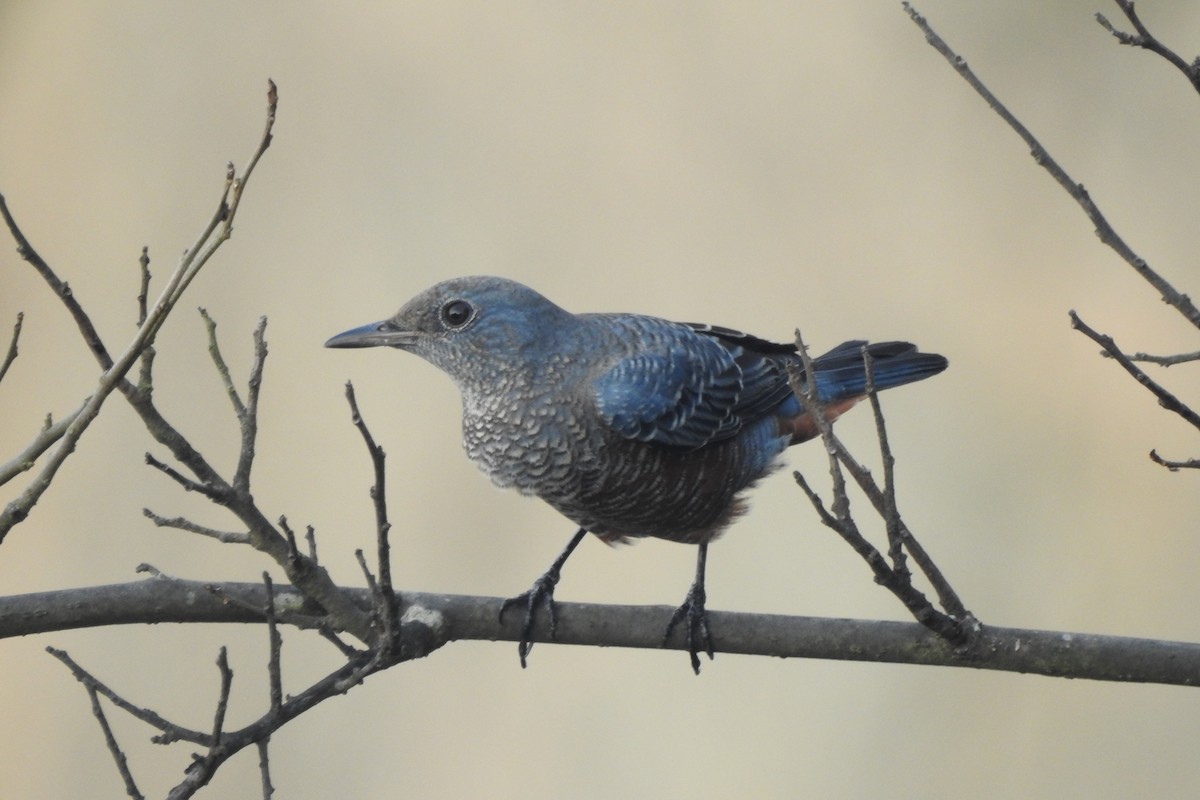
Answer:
[663, 580, 715, 675]
[499, 527, 588, 669]
[499, 569, 562, 668]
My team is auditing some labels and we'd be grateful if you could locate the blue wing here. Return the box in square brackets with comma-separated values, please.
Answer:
[592, 320, 791, 449]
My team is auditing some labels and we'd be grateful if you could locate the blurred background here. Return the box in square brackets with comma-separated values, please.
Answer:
[2, 2, 1200, 797]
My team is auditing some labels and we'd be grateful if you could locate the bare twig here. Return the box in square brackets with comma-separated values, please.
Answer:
[859, 348, 907, 578]
[86, 683, 145, 800]
[902, 3, 1200, 332]
[200, 308, 247, 420]
[209, 648, 234, 750]
[135, 247, 156, 392]
[356, 549, 379, 598]
[277, 516, 300, 560]
[854, 348, 968, 618]
[144, 453, 224, 499]
[1070, 310, 1200, 432]
[142, 508, 250, 544]
[135, 248, 151, 327]
[256, 740, 274, 800]
[345, 382, 399, 641]
[0, 195, 114, 369]
[238, 317, 268, 493]
[1096, 0, 1200, 95]
[1103, 349, 1200, 366]
[1149, 450, 1200, 471]
[263, 574, 283, 715]
[304, 525, 319, 563]
[0, 311, 22, 384]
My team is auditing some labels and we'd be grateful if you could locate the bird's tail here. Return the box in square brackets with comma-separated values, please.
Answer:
[810, 340, 947, 404]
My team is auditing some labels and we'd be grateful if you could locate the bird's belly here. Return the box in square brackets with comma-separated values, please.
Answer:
[559, 434, 783, 543]
[462, 404, 790, 544]
[490, 429, 787, 545]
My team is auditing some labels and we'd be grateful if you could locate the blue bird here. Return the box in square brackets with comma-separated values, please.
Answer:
[327, 276, 947, 672]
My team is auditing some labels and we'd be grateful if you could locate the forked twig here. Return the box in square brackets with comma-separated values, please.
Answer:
[789, 331, 968, 644]
[1096, 0, 1200, 95]
[1070, 311, 1200, 432]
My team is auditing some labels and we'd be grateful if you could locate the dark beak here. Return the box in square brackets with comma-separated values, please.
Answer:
[324, 321, 418, 349]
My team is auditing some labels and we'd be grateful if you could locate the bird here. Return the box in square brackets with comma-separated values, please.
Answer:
[326, 275, 947, 673]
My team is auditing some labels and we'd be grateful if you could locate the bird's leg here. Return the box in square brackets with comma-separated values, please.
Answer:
[663, 542, 715, 674]
[499, 526, 588, 668]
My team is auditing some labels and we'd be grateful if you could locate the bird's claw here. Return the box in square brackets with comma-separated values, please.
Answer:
[663, 581, 715, 675]
[499, 569, 562, 668]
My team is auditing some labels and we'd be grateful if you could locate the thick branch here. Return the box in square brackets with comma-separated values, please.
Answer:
[7, 580, 1199, 687]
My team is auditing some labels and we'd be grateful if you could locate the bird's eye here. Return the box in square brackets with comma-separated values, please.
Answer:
[439, 299, 474, 329]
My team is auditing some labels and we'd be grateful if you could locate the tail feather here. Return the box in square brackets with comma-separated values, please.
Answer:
[811, 341, 947, 404]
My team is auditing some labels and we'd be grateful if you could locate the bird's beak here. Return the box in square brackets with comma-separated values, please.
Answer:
[324, 321, 418, 349]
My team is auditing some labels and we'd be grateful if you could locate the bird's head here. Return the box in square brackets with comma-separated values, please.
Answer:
[326, 276, 575, 384]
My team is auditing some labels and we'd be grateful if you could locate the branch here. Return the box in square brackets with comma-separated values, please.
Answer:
[902, 3, 1200, 331]
[137, 315, 374, 643]
[13, 580, 1200, 687]
[1096, 0, 1200, 96]
[0, 81, 280, 543]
